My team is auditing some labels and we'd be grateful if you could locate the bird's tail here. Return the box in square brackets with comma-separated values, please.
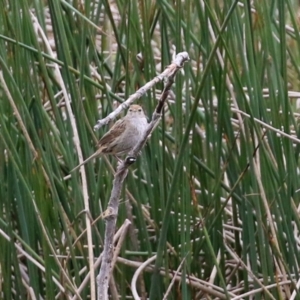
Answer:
[70, 149, 102, 173]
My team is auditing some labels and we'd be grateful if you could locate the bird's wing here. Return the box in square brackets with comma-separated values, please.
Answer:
[97, 119, 126, 150]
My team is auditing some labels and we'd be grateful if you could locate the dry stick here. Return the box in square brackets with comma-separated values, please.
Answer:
[0, 229, 66, 294]
[0, 72, 38, 159]
[252, 159, 291, 298]
[2, 46, 90, 294]
[131, 255, 157, 300]
[108, 277, 119, 300]
[72, 219, 131, 299]
[203, 0, 245, 138]
[231, 108, 300, 144]
[231, 280, 292, 300]
[162, 254, 188, 300]
[109, 219, 131, 279]
[225, 243, 277, 300]
[97, 52, 190, 300]
[208, 249, 221, 286]
[32, 13, 96, 298]
[124, 198, 147, 299]
[125, 255, 231, 300]
[94, 52, 190, 131]
[27, 286, 37, 300]
[109, 219, 131, 300]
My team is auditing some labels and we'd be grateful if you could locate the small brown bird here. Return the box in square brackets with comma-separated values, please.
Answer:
[71, 104, 148, 172]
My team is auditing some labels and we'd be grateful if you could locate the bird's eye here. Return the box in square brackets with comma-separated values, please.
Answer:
[138, 108, 142, 112]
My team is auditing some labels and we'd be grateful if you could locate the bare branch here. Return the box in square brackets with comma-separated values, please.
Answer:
[94, 51, 190, 131]
[96, 51, 190, 299]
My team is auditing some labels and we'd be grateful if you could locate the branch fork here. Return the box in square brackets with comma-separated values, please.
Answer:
[97, 51, 190, 299]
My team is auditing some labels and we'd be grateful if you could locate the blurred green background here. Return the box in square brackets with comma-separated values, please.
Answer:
[1, 0, 300, 299]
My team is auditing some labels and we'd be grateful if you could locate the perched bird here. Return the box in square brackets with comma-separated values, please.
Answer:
[71, 104, 148, 172]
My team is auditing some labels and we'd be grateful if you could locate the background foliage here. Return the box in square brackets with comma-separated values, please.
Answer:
[1, 0, 300, 299]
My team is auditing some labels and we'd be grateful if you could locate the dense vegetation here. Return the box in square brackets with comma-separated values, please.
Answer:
[1, 0, 300, 299]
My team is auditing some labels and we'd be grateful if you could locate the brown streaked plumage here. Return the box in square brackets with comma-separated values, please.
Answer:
[70, 105, 147, 172]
